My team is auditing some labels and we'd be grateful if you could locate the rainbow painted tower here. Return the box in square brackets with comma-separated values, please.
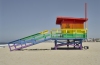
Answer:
[53, 3, 88, 39]
[55, 16, 88, 38]
[8, 3, 88, 51]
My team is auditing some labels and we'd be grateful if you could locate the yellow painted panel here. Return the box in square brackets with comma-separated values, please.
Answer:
[51, 29, 87, 34]
[40, 30, 48, 34]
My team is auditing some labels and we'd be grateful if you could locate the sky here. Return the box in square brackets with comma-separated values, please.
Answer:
[0, 0, 100, 43]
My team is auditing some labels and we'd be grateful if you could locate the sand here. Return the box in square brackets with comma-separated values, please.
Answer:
[0, 42, 100, 65]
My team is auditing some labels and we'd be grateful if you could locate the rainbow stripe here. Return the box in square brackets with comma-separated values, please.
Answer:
[51, 29, 87, 38]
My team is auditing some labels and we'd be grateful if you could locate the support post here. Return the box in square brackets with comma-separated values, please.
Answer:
[54, 40, 57, 50]
[80, 39, 83, 50]
[73, 40, 75, 48]
[67, 40, 69, 48]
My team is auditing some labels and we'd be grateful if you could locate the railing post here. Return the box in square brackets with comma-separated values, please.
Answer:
[19, 40, 22, 49]
[75, 29, 77, 38]
[8, 43, 12, 51]
[66, 29, 67, 37]
[14, 42, 16, 49]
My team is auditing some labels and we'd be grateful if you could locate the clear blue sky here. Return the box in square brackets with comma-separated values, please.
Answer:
[0, 0, 100, 43]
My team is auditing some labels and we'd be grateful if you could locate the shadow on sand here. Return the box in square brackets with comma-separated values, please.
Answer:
[16, 47, 83, 51]
[51, 47, 81, 50]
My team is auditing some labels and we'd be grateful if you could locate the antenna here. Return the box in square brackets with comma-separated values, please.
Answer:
[85, 3, 87, 19]
[85, 3, 87, 29]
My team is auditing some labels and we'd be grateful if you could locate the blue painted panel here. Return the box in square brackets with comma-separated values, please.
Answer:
[51, 38, 85, 40]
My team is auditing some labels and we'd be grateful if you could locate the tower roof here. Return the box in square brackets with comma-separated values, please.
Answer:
[56, 16, 88, 25]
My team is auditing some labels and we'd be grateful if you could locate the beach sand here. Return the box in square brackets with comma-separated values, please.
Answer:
[0, 42, 100, 65]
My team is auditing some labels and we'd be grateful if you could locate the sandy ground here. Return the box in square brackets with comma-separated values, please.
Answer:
[0, 42, 100, 65]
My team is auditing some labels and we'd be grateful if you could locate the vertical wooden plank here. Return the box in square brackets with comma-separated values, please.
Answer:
[76, 22, 78, 29]
[73, 20, 76, 29]
[70, 21, 72, 29]
[82, 22, 84, 29]
[61, 22, 66, 29]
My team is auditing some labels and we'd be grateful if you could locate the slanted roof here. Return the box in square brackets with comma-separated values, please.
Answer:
[56, 16, 88, 25]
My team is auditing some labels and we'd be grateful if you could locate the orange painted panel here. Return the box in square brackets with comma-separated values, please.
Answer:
[60, 21, 73, 29]
[61, 23, 66, 29]
[72, 22, 84, 29]
[60, 21, 84, 29]
[66, 21, 73, 29]
[80, 22, 84, 29]
[61, 21, 66, 29]
[76, 22, 84, 29]
[70, 22, 74, 29]
[73, 23, 76, 29]
[77, 23, 80, 29]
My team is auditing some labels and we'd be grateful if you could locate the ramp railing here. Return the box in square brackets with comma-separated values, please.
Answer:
[8, 30, 51, 51]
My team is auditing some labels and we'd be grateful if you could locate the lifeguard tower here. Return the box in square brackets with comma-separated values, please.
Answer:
[8, 3, 88, 51]
[50, 3, 88, 50]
